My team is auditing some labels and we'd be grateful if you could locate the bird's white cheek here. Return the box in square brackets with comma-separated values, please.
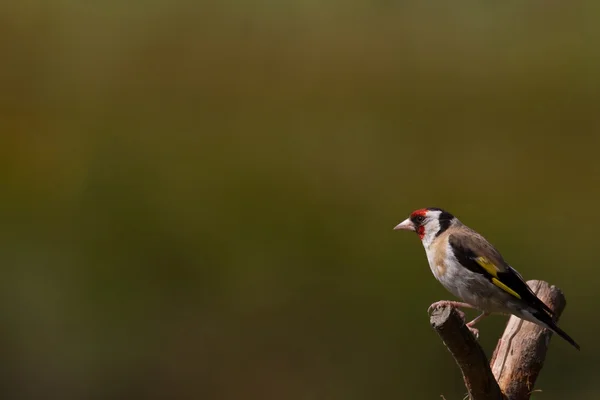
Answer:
[420, 220, 441, 248]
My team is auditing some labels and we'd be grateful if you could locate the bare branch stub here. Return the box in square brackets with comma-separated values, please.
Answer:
[430, 306, 504, 400]
[490, 280, 567, 400]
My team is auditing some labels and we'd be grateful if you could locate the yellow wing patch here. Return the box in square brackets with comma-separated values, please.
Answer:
[475, 257, 499, 278]
[491, 278, 522, 299]
[475, 257, 522, 299]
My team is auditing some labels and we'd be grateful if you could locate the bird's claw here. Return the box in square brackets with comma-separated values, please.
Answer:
[427, 301, 466, 321]
[467, 325, 480, 339]
[427, 301, 451, 313]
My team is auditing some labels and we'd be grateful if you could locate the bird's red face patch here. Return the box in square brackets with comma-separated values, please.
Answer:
[410, 209, 428, 240]
[410, 209, 427, 219]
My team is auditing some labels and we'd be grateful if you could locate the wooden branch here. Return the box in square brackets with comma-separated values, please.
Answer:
[430, 280, 568, 400]
[490, 280, 567, 400]
[430, 306, 504, 400]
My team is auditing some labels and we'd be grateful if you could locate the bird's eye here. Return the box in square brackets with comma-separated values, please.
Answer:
[415, 215, 425, 223]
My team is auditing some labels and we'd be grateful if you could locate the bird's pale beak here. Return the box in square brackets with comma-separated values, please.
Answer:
[394, 218, 415, 231]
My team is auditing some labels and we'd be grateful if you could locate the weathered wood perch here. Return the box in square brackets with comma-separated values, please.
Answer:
[430, 280, 567, 400]
[430, 306, 504, 400]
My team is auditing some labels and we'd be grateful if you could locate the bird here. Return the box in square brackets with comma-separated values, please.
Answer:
[394, 207, 580, 350]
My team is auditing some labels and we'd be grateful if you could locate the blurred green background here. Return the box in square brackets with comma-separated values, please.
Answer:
[2, 1, 599, 399]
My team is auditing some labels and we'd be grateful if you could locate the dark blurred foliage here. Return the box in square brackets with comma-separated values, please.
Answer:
[1, 1, 599, 399]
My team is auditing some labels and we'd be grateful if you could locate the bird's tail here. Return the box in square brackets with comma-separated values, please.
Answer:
[533, 309, 580, 350]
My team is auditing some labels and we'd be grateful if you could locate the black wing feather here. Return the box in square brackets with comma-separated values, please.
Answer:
[449, 233, 555, 317]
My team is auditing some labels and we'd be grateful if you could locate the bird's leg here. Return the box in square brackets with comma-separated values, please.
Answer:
[465, 312, 490, 339]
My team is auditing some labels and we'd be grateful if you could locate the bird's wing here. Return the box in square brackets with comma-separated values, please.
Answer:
[448, 229, 555, 317]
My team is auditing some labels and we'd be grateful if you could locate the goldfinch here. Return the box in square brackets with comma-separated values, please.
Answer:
[394, 207, 580, 350]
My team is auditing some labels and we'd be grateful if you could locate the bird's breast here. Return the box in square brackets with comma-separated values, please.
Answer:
[425, 243, 448, 280]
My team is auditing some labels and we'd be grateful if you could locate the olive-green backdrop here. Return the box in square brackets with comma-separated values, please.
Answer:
[2, 1, 598, 399]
